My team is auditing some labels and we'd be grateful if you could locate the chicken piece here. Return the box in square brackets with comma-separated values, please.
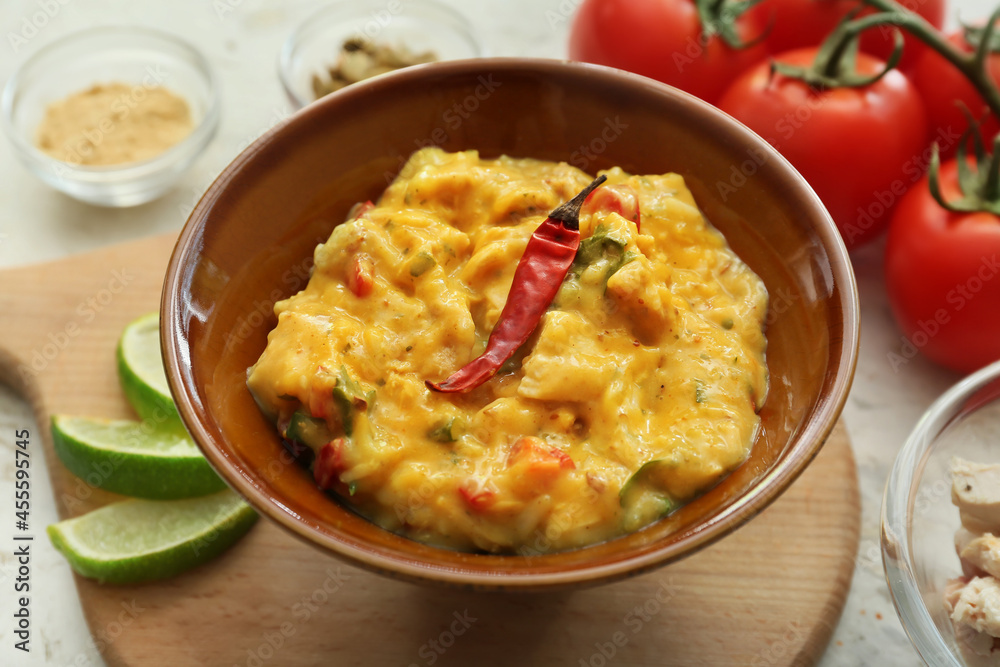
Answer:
[946, 577, 1000, 667]
[954, 622, 1000, 665]
[950, 576, 1000, 638]
[957, 528, 992, 579]
[959, 528, 981, 554]
[953, 457, 1000, 533]
[962, 533, 1000, 580]
[946, 576, 971, 613]
[605, 257, 671, 345]
[518, 311, 615, 403]
[964, 511, 1000, 536]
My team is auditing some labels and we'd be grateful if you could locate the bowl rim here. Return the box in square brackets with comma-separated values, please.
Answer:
[0, 24, 221, 179]
[277, 0, 483, 110]
[162, 57, 860, 589]
[881, 359, 1000, 665]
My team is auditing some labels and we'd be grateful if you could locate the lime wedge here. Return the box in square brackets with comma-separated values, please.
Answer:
[51, 415, 225, 500]
[47, 491, 257, 584]
[117, 312, 179, 424]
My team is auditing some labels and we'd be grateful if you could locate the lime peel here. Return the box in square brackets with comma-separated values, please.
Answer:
[51, 415, 225, 500]
[47, 491, 257, 584]
[117, 312, 179, 424]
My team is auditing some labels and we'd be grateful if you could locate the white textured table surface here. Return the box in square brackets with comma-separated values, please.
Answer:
[0, 1, 993, 665]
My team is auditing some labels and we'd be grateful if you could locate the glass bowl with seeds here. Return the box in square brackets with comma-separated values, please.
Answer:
[279, 0, 482, 109]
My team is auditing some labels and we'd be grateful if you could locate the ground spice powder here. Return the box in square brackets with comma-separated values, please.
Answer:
[35, 82, 194, 166]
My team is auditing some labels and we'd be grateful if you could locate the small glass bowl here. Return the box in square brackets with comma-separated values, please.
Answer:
[883, 360, 1000, 666]
[1, 26, 219, 208]
[279, 0, 482, 109]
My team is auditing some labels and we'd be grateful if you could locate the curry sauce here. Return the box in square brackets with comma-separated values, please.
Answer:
[247, 148, 768, 553]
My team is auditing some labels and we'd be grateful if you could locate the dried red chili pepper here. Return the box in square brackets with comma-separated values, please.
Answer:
[427, 175, 607, 393]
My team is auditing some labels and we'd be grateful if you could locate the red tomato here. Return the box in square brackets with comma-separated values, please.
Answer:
[751, 0, 945, 70]
[568, 0, 769, 104]
[507, 437, 575, 487]
[583, 183, 641, 230]
[314, 438, 348, 490]
[717, 48, 929, 249]
[912, 27, 1000, 160]
[885, 159, 1000, 373]
[347, 252, 375, 297]
[751, 0, 857, 52]
[459, 478, 497, 512]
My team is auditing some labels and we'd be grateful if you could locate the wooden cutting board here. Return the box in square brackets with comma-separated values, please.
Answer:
[0, 233, 861, 667]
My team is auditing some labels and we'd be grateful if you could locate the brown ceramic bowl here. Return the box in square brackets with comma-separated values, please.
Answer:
[161, 58, 859, 591]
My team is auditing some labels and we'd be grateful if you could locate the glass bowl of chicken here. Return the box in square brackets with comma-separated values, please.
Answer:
[884, 359, 1000, 666]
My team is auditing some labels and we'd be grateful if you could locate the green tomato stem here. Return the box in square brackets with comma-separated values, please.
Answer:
[815, 12, 904, 85]
[851, 0, 1000, 215]
[927, 124, 1000, 215]
[694, 0, 766, 49]
[986, 135, 1000, 202]
[858, 0, 1000, 121]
